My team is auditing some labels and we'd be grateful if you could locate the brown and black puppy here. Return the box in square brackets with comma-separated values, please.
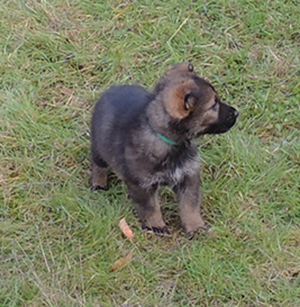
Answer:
[90, 63, 239, 235]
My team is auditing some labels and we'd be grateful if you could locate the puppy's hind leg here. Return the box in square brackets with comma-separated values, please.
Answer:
[127, 182, 170, 235]
[90, 157, 109, 191]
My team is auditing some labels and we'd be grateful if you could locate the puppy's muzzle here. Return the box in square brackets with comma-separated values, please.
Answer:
[205, 104, 239, 134]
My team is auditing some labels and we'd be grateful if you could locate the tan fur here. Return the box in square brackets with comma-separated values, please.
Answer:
[180, 205, 205, 233]
[199, 95, 219, 124]
[163, 79, 198, 119]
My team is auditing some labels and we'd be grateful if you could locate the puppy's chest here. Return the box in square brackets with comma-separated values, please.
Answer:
[140, 157, 200, 188]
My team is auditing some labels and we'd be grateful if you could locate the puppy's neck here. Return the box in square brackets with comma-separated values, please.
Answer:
[146, 98, 188, 146]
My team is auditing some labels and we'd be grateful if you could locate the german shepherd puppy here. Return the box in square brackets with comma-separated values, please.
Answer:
[90, 63, 238, 235]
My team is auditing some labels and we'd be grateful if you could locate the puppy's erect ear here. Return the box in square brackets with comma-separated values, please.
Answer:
[169, 62, 194, 72]
[164, 79, 198, 119]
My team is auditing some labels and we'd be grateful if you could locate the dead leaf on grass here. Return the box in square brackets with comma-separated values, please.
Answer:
[119, 218, 136, 243]
[111, 251, 134, 271]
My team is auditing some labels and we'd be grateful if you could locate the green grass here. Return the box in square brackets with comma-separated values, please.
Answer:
[1, 0, 300, 306]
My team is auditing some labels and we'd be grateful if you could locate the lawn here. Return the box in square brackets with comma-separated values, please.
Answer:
[1, 0, 300, 306]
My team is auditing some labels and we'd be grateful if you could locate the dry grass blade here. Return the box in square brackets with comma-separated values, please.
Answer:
[111, 251, 134, 272]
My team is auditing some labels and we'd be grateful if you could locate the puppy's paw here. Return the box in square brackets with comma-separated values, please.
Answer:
[90, 184, 108, 192]
[142, 224, 171, 235]
[186, 224, 211, 240]
[89, 178, 108, 191]
[90, 164, 108, 191]
[140, 211, 170, 235]
[182, 214, 205, 234]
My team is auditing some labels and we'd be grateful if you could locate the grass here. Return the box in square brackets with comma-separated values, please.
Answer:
[1, 0, 300, 306]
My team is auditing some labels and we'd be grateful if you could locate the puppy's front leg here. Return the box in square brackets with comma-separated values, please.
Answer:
[174, 172, 205, 234]
[127, 182, 169, 234]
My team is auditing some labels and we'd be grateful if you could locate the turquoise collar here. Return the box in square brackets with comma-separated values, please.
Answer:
[157, 133, 179, 146]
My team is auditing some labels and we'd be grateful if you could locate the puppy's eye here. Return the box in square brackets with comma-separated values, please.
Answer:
[212, 101, 218, 111]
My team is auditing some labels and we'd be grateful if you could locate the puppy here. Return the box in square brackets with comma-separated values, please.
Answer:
[90, 63, 239, 235]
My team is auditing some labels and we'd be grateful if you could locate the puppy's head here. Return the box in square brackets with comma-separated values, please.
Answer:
[154, 63, 239, 139]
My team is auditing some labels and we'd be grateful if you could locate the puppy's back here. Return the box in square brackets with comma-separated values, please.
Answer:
[92, 85, 151, 129]
[91, 85, 152, 167]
